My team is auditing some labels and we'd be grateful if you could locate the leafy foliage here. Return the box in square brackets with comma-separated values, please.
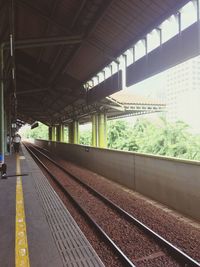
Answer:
[20, 122, 48, 140]
[107, 118, 200, 161]
[21, 118, 200, 161]
[80, 130, 91, 145]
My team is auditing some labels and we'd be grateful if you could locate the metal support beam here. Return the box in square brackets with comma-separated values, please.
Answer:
[4, 110, 7, 154]
[56, 125, 61, 142]
[17, 87, 49, 95]
[0, 44, 5, 167]
[52, 126, 56, 141]
[17, 0, 72, 36]
[60, 124, 64, 142]
[55, 124, 65, 142]
[48, 126, 52, 141]
[62, 125, 65, 142]
[6, 99, 12, 155]
[92, 114, 98, 147]
[37, 0, 61, 63]
[73, 120, 79, 144]
[98, 113, 107, 148]
[68, 122, 73, 144]
[193, 0, 200, 20]
[4, 35, 82, 50]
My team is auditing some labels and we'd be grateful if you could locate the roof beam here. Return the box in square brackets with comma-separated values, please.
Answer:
[37, 0, 61, 62]
[17, 71, 45, 89]
[71, 0, 87, 29]
[49, 0, 115, 81]
[4, 35, 83, 49]
[0, 0, 7, 14]
[17, 88, 49, 95]
[17, 0, 73, 35]
[62, 0, 115, 74]
[16, 50, 50, 77]
[50, 0, 87, 69]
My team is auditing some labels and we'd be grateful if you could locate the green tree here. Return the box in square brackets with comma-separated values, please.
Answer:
[80, 129, 91, 145]
[107, 118, 200, 161]
[21, 122, 48, 140]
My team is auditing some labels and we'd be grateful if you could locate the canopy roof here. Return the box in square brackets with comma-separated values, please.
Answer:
[0, 0, 189, 125]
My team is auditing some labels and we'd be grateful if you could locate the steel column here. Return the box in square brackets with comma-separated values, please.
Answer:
[56, 125, 61, 142]
[58, 124, 65, 142]
[68, 122, 73, 144]
[73, 120, 79, 144]
[92, 114, 98, 147]
[60, 124, 64, 142]
[0, 45, 4, 166]
[98, 113, 107, 148]
[48, 126, 52, 141]
[7, 102, 12, 155]
[4, 110, 7, 154]
[52, 126, 56, 141]
[104, 113, 107, 148]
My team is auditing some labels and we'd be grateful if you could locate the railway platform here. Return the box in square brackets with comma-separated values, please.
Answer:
[0, 144, 104, 267]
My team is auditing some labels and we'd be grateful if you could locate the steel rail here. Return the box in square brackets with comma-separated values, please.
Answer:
[27, 142, 200, 267]
[24, 143, 136, 267]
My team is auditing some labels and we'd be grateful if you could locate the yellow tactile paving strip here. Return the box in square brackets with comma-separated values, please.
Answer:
[15, 155, 30, 267]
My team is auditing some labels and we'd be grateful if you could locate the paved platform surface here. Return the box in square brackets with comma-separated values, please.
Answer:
[0, 154, 16, 267]
[0, 145, 104, 267]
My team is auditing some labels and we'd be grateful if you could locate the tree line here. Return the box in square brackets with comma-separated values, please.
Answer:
[21, 119, 200, 161]
[81, 118, 200, 161]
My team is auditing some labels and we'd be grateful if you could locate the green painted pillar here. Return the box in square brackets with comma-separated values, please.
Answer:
[56, 125, 60, 141]
[104, 113, 107, 148]
[7, 105, 11, 155]
[68, 123, 73, 144]
[0, 45, 4, 166]
[73, 120, 79, 144]
[52, 126, 56, 141]
[4, 111, 7, 154]
[56, 124, 64, 142]
[61, 124, 65, 142]
[48, 126, 52, 141]
[92, 114, 98, 147]
[98, 113, 107, 148]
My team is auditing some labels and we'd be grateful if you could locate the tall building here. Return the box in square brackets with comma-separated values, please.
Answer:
[166, 56, 200, 133]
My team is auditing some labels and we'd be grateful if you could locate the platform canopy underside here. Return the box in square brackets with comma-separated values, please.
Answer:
[0, 0, 189, 125]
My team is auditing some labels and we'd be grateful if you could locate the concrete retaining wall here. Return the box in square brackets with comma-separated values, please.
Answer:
[34, 140, 200, 221]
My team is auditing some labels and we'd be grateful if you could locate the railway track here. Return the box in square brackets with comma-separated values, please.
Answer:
[24, 142, 200, 267]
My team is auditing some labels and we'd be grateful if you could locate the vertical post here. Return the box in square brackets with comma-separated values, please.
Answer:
[73, 120, 79, 144]
[196, 0, 200, 20]
[156, 27, 162, 46]
[56, 125, 61, 141]
[48, 126, 52, 141]
[4, 111, 7, 154]
[68, 123, 73, 144]
[98, 113, 107, 148]
[8, 102, 12, 155]
[51, 126, 56, 141]
[61, 124, 65, 142]
[0, 45, 4, 167]
[144, 37, 148, 55]
[176, 12, 181, 33]
[132, 46, 135, 63]
[92, 114, 98, 147]
[104, 113, 107, 148]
